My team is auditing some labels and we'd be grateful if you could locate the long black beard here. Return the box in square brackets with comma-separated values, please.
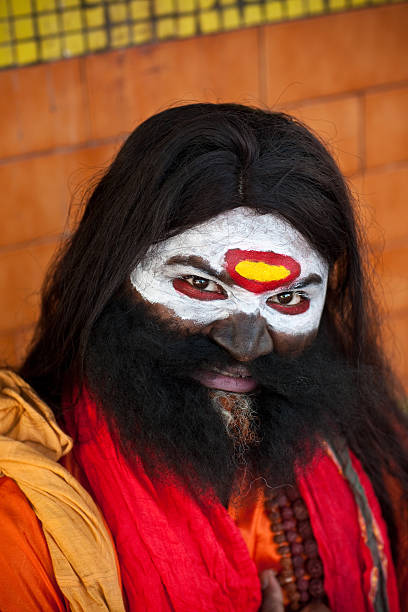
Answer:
[82, 296, 367, 502]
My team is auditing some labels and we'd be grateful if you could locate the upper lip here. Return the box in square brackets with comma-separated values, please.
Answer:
[209, 364, 252, 378]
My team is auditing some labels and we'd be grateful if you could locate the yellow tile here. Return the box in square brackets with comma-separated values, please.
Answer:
[60, 0, 80, 6]
[0, 45, 13, 67]
[0, 21, 11, 43]
[199, 0, 216, 8]
[87, 27, 107, 50]
[130, 0, 150, 20]
[14, 17, 35, 39]
[157, 16, 175, 38]
[132, 21, 151, 43]
[177, 14, 196, 36]
[329, 0, 346, 10]
[111, 24, 129, 47]
[40, 36, 61, 59]
[10, 0, 31, 16]
[176, 0, 195, 10]
[287, 0, 304, 18]
[308, 0, 324, 13]
[109, 2, 128, 22]
[243, 3, 262, 25]
[0, 2, 8, 18]
[35, 0, 56, 10]
[200, 9, 219, 32]
[38, 13, 59, 36]
[62, 9, 82, 31]
[85, 6, 105, 27]
[372, 0, 387, 4]
[265, 1, 283, 21]
[154, 0, 174, 16]
[16, 40, 37, 64]
[220, 0, 236, 4]
[351, 0, 366, 6]
[63, 32, 84, 56]
[222, 6, 240, 28]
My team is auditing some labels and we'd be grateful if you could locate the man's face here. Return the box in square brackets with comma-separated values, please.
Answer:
[130, 208, 328, 393]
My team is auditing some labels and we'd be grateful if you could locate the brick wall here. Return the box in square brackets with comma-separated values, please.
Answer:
[0, 4, 407, 385]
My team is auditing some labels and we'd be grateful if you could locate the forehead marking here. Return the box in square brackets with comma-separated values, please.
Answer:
[225, 249, 301, 294]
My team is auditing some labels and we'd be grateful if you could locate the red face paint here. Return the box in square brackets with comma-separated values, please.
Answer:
[225, 249, 301, 294]
[172, 278, 226, 301]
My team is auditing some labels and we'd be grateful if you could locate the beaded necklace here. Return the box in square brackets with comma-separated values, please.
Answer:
[264, 484, 327, 610]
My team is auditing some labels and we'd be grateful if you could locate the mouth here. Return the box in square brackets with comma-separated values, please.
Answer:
[192, 364, 258, 393]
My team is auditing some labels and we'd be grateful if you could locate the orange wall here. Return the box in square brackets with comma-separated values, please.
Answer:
[1, 4, 407, 384]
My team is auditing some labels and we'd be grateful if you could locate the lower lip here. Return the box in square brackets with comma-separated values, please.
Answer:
[193, 370, 258, 393]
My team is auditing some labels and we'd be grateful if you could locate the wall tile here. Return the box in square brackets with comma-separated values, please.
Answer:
[0, 241, 59, 333]
[84, 50, 131, 141]
[286, 96, 362, 176]
[364, 86, 408, 168]
[0, 329, 18, 367]
[0, 58, 89, 157]
[384, 310, 408, 388]
[86, 28, 260, 139]
[0, 143, 118, 247]
[375, 246, 408, 316]
[361, 165, 408, 248]
[264, 5, 408, 105]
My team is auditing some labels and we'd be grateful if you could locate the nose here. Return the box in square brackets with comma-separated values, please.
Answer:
[207, 313, 274, 362]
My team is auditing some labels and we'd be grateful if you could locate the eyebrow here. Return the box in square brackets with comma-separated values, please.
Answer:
[288, 273, 323, 290]
[165, 255, 232, 284]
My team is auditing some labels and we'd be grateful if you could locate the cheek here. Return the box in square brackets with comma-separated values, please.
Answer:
[127, 283, 203, 334]
[272, 329, 318, 357]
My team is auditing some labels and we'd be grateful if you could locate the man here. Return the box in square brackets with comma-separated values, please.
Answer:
[0, 103, 407, 611]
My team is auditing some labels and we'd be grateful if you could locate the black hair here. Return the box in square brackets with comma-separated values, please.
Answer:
[20, 103, 407, 562]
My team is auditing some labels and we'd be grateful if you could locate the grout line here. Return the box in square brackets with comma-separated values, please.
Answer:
[275, 79, 408, 111]
[0, 233, 64, 255]
[357, 92, 366, 176]
[257, 26, 268, 106]
[0, 134, 126, 167]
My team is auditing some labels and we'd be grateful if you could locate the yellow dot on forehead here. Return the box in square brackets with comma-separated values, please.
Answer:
[235, 261, 291, 283]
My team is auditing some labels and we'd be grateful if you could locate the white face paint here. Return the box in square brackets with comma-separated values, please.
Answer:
[130, 208, 329, 336]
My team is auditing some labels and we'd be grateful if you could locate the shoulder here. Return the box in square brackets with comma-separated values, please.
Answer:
[0, 476, 68, 611]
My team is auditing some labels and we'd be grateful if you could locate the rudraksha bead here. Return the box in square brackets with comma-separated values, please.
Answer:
[291, 542, 304, 555]
[293, 499, 308, 520]
[304, 539, 318, 558]
[285, 582, 298, 596]
[281, 506, 294, 520]
[277, 494, 289, 507]
[299, 590, 310, 603]
[309, 578, 325, 598]
[298, 519, 313, 539]
[286, 530, 297, 543]
[273, 532, 286, 544]
[270, 519, 283, 530]
[294, 567, 305, 579]
[282, 518, 296, 531]
[278, 544, 290, 555]
[286, 486, 300, 501]
[280, 557, 293, 570]
[296, 577, 309, 592]
[267, 509, 281, 521]
[292, 555, 304, 569]
[306, 558, 323, 578]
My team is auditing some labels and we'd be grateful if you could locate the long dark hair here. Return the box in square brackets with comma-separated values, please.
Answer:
[20, 103, 407, 557]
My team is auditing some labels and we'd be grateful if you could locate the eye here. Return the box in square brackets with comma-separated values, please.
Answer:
[172, 276, 227, 301]
[267, 291, 310, 315]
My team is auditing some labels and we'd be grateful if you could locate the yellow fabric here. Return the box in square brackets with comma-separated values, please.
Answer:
[0, 369, 125, 612]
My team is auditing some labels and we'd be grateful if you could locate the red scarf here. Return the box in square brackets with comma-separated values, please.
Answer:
[65, 390, 399, 611]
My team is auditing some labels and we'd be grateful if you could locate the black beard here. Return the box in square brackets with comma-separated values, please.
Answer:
[82, 296, 365, 503]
